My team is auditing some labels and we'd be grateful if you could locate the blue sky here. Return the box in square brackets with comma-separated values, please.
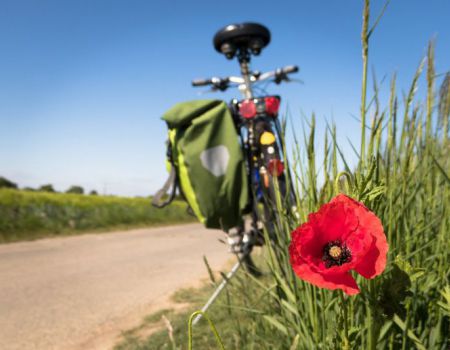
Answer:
[1, 0, 449, 196]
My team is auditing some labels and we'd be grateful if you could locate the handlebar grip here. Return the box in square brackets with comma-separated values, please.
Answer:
[192, 78, 212, 87]
[282, 65, 299, 74]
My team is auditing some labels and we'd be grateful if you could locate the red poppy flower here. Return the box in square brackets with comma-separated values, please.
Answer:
[289, 194, 388, 295]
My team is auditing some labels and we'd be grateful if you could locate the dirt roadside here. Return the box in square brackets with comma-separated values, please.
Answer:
[0, 223, 231, 350]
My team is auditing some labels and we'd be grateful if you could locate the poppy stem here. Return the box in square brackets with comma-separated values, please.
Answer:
[340, 291, 350, 350]
[367, 279, 381, 350]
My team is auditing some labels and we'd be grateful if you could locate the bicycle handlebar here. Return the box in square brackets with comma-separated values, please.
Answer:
[192, 65, 299, 90]
[192, 78, 213, 87]
[282, 65, 298, 74]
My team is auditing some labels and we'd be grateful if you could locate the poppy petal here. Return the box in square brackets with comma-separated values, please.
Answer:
[334, 194, 388, 274]
[291, 261, 360, 295]
[294, 223, 323, 261]
[353, 203, 388, 278]
[354, 231, 388, 278]
[308, 199, 359, 247]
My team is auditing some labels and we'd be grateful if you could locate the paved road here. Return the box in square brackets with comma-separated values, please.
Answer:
[0, 224, 231, 350]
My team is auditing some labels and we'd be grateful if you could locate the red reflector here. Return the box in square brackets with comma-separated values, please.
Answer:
[239, 99, 256, 119]
[265, 96, 280, 116]
[268, 159, 284, 176]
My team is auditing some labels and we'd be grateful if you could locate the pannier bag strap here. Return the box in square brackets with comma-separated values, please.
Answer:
[151, 167, 177, 208]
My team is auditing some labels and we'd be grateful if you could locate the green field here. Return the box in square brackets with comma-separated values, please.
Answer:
[0, 189, 195, 243]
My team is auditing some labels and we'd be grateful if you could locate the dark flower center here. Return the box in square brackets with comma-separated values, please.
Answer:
[322, 240, 352, 268]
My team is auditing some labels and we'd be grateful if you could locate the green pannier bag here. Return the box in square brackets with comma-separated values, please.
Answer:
[152, 99, 249, 231]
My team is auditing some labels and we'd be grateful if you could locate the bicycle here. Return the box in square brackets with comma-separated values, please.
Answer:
[191, 23, 299, 272]
[181, 22, 300, 325]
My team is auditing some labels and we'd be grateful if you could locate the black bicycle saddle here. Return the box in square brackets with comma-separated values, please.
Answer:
[213, 23, 271, 58]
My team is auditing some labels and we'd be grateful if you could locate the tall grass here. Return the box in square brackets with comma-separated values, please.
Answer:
[0, 189, 194, 243]
[187, 1, 449, 349]
[250, 2, 450, 349]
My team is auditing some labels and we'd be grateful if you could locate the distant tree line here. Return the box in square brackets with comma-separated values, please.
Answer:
[0, 176, 98, 195]
[0, 177, 18, 189]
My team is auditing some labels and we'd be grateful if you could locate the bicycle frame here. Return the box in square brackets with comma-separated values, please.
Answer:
[237, 53, 254, 99]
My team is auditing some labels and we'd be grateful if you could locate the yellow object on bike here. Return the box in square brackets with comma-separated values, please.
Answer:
[260, 131, 276, 145]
